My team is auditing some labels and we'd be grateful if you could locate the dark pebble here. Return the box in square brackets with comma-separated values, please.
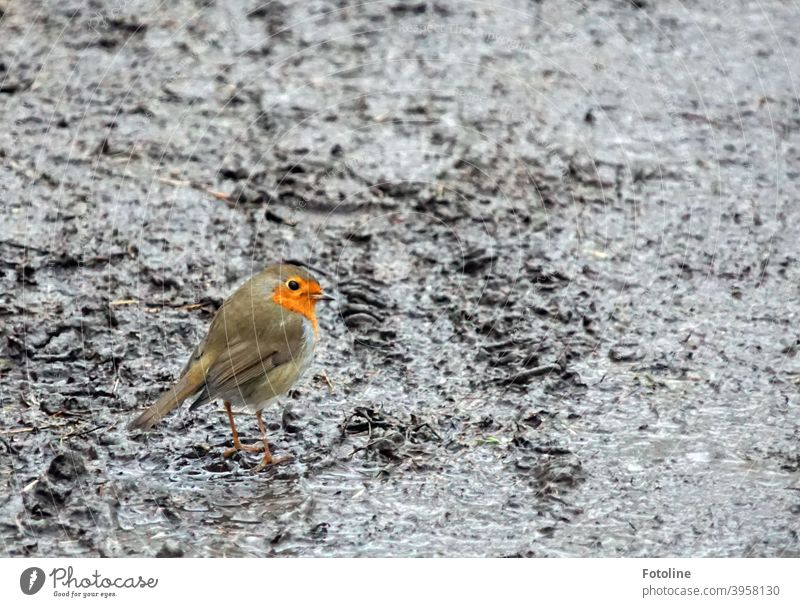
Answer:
[47, 452, 87, 481]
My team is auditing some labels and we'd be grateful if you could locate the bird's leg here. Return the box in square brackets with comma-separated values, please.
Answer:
[255, 411, 273, 466]
[222, 401, 263, 457]
[254, 410, 292, 471]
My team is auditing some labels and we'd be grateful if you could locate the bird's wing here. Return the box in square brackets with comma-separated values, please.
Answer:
[189, 305, 310, 408]
[206, 340, 280, 394]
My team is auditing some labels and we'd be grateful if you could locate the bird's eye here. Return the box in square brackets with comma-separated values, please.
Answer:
[287, 280, 301, 291]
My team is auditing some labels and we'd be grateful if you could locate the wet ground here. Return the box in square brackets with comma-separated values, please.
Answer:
[1, 0, 799, 557]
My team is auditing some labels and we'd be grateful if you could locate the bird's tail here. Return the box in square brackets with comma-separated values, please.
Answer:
[127, 364, 206, 431]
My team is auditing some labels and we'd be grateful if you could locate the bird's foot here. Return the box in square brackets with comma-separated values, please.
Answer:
[254, 453, 293, 472]
[223, 441, 263, 458]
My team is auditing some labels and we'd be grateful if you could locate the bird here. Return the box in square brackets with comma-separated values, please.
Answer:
[128, 263, 332, 470]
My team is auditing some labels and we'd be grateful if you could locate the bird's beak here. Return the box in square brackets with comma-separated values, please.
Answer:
[312, 293, 335, 302]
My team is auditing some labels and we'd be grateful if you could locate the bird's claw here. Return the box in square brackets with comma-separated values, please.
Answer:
[254, 453, 293, 472]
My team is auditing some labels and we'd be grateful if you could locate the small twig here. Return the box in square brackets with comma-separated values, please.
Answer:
[320, 370, 334, 392]
[109, 299, 215, 312]
[0, 239, 52, 255]
[0, 428, 38, 435]
[22, 478, 40, 493]
[265, 208, 297, 226]
[60, 424, 108, 442]
[0, 423, 70, 435]
[179, 302, 207, 311]
[158, 176, 232, 203]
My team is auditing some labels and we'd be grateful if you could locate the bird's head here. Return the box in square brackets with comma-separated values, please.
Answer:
[265, 264, 333, 331]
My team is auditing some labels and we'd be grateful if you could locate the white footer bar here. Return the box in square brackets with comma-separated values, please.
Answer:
[2, 558, 797, 606]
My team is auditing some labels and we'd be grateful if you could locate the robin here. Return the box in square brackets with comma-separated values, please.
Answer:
[128, 263, 332, 470]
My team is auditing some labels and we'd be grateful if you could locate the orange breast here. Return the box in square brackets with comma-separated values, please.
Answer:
[272, 286, 319, 336]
